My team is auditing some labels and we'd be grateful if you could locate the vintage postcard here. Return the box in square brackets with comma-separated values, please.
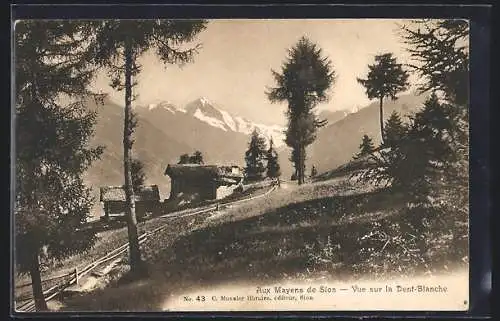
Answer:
[13, 18, 470, 313]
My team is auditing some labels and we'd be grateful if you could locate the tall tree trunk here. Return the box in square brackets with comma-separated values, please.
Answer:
[123, 39, 142, 275]
[379, 96, 385, 143]
[297, 144, 305, 185]
[300, 145, 306, 184]
[294, 146, 300, 184]
[29, 250, 47, 311]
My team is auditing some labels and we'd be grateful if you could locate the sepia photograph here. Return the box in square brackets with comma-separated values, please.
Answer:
[13, 17, 471, 313]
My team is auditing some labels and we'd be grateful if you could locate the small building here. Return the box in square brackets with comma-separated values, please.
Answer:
[164, 164, 244, 202]
[99, 185, 161, 220]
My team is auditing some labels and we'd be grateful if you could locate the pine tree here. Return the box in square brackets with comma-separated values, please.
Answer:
[244, 129, 267, 182]
[178, 153, 190, 164]
[15, 21, 103, 311]
[357, 95, 460, 208]
[357, 53, 410, 143]
[410, 93, 458, 174]
[400, 19, 469, 109]
[383, 111, 408, 148]
[90, 20, 207, 275]
[289, 147, 302, 180]
[400, 19, 469, 227]
[266, 138, 281, 179]
[400, 19, 469, 185]
[354, 134, 376, 160]
[283, 113, 318, 183]
[357, 20, 470, 258]
[131, 158, 146, 191]
[190, 150, 204, 164]
[267, 36, 335, 185]
[391, 94, 458, 201]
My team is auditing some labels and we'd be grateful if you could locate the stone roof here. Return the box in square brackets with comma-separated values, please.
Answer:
[99, 185, 160, 202]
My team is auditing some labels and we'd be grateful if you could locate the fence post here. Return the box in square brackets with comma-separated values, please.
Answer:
[75, 267, 79, 285]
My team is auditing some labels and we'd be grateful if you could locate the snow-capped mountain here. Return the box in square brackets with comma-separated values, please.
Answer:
[147, 101, 186, 114]
[158, 97, 287, 147]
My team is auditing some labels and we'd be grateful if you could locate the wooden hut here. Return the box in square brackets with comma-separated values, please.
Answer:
[99, 185, 161, 221]
[164, 164, 243, 202]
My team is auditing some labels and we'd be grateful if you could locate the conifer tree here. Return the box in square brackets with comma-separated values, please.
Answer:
[393, 94, 458, 201]
[400, 19, 469, 224]
[266, 138, 281, 179]
[354, 134, 376, 160]
[357, 94, 460, 202]
[383, 111, 408, 148]
[356, 20, 470, 260]
[361, 21, 469, 194]
[178, 153, 190, 164]
[267, 36, 335, 184]
[400, 19, 469, 109]
[190, 150, 204, 164]
[131, 158, 146, 191]
[357, 53, 410, 143]
[289, 147, 303, 180]
[410, 93, 458, 173]
[244, 129, 267, 182]
[90, 20, 207, 275]
[14, 21, 103, 311]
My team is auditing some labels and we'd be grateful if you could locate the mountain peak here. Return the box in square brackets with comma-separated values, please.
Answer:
[185, 97, 221, 115]
[182, 98, 286, 146]
[198, 97, 212, 106]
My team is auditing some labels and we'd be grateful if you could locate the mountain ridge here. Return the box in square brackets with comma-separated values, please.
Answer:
[141, 97, 287, 146]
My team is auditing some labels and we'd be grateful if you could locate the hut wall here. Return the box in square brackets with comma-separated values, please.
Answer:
[135, 202, 146, 217]
[103, 201, 156, 219]
[106, 201, 126, 215]
[137, 200, 160, 215]
[169, 177, 216, 201]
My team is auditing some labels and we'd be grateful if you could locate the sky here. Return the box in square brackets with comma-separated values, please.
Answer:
[92, 19, 420, 126]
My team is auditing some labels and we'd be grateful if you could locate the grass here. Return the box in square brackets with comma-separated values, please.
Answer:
[313, 155, 372, 182]
[206, 176, 378, 226]
[153, 187, 410, 284]
[41, 175, 467, 312]
[59, 175, 469, 312]
[14, 184, 273, 302]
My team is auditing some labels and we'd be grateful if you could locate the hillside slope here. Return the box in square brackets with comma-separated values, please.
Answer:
[275, 93, 427, 179]
[309, 93, 427, 173]
[59, 175, 467, 312]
